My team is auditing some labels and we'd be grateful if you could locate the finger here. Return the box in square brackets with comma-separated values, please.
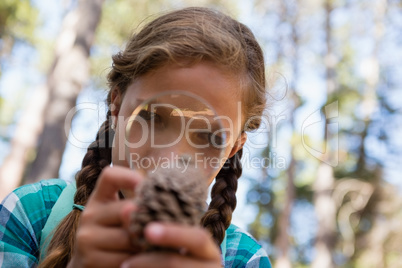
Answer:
[121, 252, 219, 268]
[144, 223, 221, 262]
[82, 200, 136, 226]
[121, 201, 137, 229]
[89, 166, 143, 203]
[76, 225, 134, 251]
[76, 250, 133, 268]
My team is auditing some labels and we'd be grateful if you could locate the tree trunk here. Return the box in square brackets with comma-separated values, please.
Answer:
[274, 1, 300, 267]
[274, 157, 295, 268]
[353, 0, 386, 265]
[24, 0, 104, 183]
[312, 163, 336, 268]
[311, 1, 337, 267]
[0, 86, 49, 200]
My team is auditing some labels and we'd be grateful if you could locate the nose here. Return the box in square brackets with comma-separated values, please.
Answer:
[150, 134, 195, 163]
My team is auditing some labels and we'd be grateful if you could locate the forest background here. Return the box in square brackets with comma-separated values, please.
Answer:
[0, 0, 401, 267]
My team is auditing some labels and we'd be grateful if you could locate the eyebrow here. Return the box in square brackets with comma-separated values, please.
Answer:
[133, 98, 225, 130]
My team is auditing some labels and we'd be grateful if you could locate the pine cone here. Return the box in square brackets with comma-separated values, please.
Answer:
[129, 166, 208, 252]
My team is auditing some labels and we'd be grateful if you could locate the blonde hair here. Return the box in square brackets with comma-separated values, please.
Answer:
[40, 7, 266, 267]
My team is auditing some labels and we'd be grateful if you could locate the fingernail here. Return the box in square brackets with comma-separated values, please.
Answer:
[147, 223, 164, 239]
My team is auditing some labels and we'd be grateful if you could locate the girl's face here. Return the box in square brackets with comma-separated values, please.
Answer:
[111, 61, 247, 186]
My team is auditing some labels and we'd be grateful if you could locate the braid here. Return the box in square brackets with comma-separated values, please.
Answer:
[201, 148, 243, 245]
[74, 110, 114, 206]
[39, 111, 114, 267]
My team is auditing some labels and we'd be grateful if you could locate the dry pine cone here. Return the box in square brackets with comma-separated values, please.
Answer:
[129, 166, 208, 251]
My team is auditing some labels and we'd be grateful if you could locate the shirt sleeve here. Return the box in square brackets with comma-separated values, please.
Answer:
[224, 224, 272, 268]
[0, 180, 66, 268]
[244, 246, 272, 268]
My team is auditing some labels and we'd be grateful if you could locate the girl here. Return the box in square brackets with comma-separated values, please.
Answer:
[0, 7, 271, 268]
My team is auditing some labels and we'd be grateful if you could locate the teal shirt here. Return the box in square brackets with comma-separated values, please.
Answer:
[0, 179, 271, 267]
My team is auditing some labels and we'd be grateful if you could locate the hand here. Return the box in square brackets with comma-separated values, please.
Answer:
[67, 166, 143, 268]
[120, 222, 222, 268]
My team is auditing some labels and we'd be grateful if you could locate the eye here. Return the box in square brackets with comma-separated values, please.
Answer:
[138, 109, 161, 122]
[208, 133, 224, 148]
[194, 132, 223, 148]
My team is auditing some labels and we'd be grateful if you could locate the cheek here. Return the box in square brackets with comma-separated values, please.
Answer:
[206, 144, 235, 185]
[207, 166, 220, 187]
[111, 124, 130, 168]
